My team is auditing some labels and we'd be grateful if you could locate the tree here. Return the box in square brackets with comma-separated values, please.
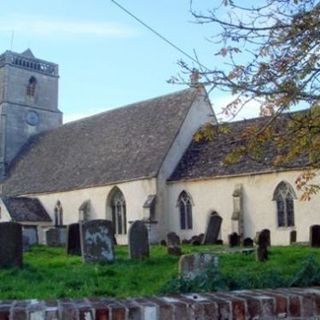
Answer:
[178, 0, 320, 199]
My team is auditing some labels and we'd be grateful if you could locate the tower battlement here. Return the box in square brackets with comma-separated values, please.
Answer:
[0, 50, 58, 77]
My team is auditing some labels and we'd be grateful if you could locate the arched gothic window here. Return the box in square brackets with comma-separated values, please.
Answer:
[273, 181, 296, 227]
[178, 191, 193, 230]
[110, 188, 127, 235]
[54, 200, 63, 226]
[26, 76, 37, 97]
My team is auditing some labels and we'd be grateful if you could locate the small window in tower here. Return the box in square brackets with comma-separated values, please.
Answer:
[26, 76, 37, 97]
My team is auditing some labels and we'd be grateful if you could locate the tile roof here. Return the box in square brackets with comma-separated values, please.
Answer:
[169, 112, 309, 181]
[2, 197, 52, 222]
[3, 88, 199, 195]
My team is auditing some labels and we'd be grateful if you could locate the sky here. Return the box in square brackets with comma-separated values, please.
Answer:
[0, 0, 262, 123]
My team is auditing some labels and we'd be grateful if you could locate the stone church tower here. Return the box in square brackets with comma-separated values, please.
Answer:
[0, 49, 62, 179]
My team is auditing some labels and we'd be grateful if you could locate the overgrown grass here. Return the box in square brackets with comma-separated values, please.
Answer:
[0, 244, 319, 299]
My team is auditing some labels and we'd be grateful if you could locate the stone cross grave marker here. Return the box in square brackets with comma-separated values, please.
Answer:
[66, 223, 81, 255]
[128, 220, 149, 259]
[310, 225, 320, 247]
[0, 222, 22, 267]
[46, 227, 67, 246]
[179, 253, 219, 280]
[202, 212, 222, 244]
[80, 219, 114, 263]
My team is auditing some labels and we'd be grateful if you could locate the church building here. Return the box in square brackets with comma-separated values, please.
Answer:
[0, 49, 318, 245]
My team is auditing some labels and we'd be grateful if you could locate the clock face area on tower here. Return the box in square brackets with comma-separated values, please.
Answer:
[26, 110, 40, 126]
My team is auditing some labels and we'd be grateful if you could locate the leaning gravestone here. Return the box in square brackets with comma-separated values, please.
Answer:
[202, 213, 222, 244]
[46, 227, 67, 246]
[66, 223, 81, 255]
[167, 232, 180, 247]
[179, 253, 219, 280]
[80, 220, 114, 263]
[290, 230, 297, 244]
[128, 220, 149, 259]
[256, 229, 269, 261]
[243, 237, 254, 247]
[0, 222, 22, 267]
[310, 225, 320, 247]
[228, 232, 240, 247]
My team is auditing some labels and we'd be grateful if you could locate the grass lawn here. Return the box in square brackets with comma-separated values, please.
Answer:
[0, 244, 319, 299]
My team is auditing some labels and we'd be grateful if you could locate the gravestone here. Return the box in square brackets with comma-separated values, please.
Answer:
[22, 235, 30, 252]
[66, 223, 81, 255]
[243, 237, 254, 247]
[80, 219, 114, 263]
[167, 245, 182, 256]
[310, 225, 320, 247]
[0, 222, 22, 267]
[23, 226, 38, 246]
[46, 227, 67, 246]
[179, 253, 219, 280]
[256, 229, 269, 261]
[167, 232, 180, 247]
[260, 229, 271, 246]
[128, 220, 149, 259]
[290, 230, 297, 244]
[202, 213, 222, 244]
[228, 232, 240, 247]
[160, 240, 167, 246]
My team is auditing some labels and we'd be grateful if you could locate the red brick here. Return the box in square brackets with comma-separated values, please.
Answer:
[289, 295, 301, 317]
[95, 308, 109, 320]
[203, 293, 231, 319]
[110, 305, 126, 320]
[0, 310, 9, 320]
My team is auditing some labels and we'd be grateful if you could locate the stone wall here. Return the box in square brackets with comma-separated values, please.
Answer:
[1, 287, 320, 319]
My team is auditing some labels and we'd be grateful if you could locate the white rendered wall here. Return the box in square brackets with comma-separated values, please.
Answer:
[156, 88, 216, 241]
[0, 198, 13, 222]
[34, 178, 156, 244]
[167, 170, 320, 245]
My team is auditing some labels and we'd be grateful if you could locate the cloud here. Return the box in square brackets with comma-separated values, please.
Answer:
[0, 15, 138, 38]
[211, 95, 261, 122]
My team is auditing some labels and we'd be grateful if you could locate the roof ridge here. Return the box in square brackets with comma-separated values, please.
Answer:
[62, 87, 197, 127]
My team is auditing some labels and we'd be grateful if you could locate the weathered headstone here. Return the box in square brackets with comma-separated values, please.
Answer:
[23, 226, 38, 246]
[66, 223, 81, 255]
[310, 225, 320, 247]
[179, 253, 219, 280]
[243, 237, 254, 247]
[256, 229, 269, 261]
[260, 229, 271, 246]
[167, 232, 182, 256]
[0, 222, 22, 267]
[202, 213, 222, 244]
[46, 227, 67, 246]
[228, 232, 240, 247]
[160, 240, 167, 246]
[80, 219, 114, 263]
[167, 232, 180, 247]
[190, 234, 204, 246]
[167, 245, 182, 256]
[128, 220, 149, 259]
[290, 230, 297, 244]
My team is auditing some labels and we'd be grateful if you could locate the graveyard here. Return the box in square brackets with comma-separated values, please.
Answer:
[0, 243, 319, 300]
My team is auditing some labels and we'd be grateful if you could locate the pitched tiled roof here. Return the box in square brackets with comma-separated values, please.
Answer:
[2, 197, 52, 222]
[169, 112, 309, 181]
[3, 88, 199, 195]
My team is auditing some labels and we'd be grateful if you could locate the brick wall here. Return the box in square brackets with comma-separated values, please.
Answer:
[0, 288, 320, 319]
